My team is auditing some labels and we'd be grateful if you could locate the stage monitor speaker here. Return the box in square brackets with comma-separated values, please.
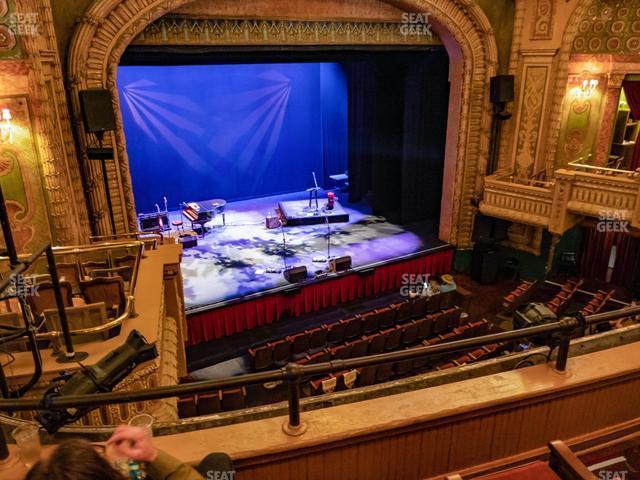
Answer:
[284, 265, 307, 283]
[329, 255, 352, 273]
[471, 243, 499, 285]
[490, 75, 514, 104]
[178, 234, 198, 249]
[79, 89, 117, 133]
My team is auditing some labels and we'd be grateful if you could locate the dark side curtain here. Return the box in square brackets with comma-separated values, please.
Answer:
[345, 49, 450, 224]
[622, 81, 640, 170]
[580, 226, 640, 288]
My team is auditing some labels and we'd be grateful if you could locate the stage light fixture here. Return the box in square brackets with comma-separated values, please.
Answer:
[36, 330, 158, 434]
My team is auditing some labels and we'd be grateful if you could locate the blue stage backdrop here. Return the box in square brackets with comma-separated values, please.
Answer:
[117, 63, 348, 213]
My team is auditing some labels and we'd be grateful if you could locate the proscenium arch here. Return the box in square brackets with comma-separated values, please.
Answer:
[68, 0, 498, 247]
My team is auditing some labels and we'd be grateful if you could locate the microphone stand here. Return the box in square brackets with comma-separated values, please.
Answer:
[325, 213, 331, 263]
[280, 219, 287, 272]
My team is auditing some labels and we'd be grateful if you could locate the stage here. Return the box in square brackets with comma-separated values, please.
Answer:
[167, 189, 447, 313]
[119, 54, 453, 345]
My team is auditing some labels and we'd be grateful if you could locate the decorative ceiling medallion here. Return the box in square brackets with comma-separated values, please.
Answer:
[0, 24, 16, 51]
[573, 0, 640, 54]
[606, 37, 620, 50]
[626, 36, 640, 50]
[611, 20, 625, 33]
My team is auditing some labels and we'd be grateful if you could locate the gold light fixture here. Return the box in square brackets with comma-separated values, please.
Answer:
[575, 72, 599, 99]
[1, 108, 12, 144]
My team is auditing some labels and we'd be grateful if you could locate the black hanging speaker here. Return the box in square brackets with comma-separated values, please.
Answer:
[284, 265, 308, 283]
[329, 256, 352, 273]
[490, 75, 515, 104]
[79, 89, 117, 133]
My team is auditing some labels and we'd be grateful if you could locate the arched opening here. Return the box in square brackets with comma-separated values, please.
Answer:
[67, 0, 496, 249]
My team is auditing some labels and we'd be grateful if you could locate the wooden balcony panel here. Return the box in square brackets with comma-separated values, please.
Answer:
[480, 176, 554, 227]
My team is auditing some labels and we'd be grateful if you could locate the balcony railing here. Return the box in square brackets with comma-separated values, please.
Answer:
[480, 175, 554, 228]
[480, 162, 640, 234]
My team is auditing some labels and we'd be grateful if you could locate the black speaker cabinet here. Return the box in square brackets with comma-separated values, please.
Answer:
[138, 212, 169, 232]
[178, 234, 198, 249]
[471, 243, 499, 285]
[329, 255, 352, 273]
[490, 75, 515, 104]
[284, 265, 308, 283]
[79, 89, 117, 133]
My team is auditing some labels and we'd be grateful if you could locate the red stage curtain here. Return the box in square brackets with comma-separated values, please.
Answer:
[187, 248, 454, 345]
[580, 226, 640, 287]
[622, 81, 640, 170]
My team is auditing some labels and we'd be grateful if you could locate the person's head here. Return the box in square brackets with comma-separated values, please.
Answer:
[26, 439, 125, 480]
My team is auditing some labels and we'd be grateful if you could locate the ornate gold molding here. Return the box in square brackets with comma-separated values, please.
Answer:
[544, 0, 596, 174]
[133, 17, 443, 46]
[530, 0, 554, 41]
[593, 73, 625, 166]
[514, 65, 550, 178]
[12, 0, 90, 244]
[67, 0, 498, 247]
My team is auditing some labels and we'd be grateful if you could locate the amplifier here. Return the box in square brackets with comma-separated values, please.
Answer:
[138, 212, 170, 232]
[329, 255, 352, 273]
[266, 216, 280, 229]
[284, 265, 307, 283]
[178, 234, 198, 249]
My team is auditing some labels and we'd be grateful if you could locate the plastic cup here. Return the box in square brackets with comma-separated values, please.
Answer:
[11, 424, 41, 467]
[128, 413, 154, 437]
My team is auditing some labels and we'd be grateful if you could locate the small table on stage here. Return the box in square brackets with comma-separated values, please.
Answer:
[330, 172, 349, 191]
[182, 198, 227, 236]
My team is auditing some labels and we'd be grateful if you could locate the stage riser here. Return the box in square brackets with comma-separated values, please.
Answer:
[187, 248, 454, 346]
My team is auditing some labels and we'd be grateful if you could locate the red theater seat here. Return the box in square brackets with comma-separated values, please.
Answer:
[382, 327, 402, 351]
[361, 310, 380, 334]
[287, 332, 310, 357]
[366, 333, 385, 355]
[376, 306, 396, 329]
[347, 338, 368, 358]
[392, 300, 412, 323]
[270, 339, 291, 366]
[248, 344, 273, 371]
[416, 316, 434, 340]
[342, 315, 363, 340]
[325, 321, 347, 345]
[307, 327, 328, 350]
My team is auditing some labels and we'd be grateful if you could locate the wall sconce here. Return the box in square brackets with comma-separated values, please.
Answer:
[574, 72, 598, 99]
[580, 78, 598, 97]
[1, 108, 12, 144]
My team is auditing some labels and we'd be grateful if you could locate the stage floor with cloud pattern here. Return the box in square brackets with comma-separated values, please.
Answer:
[165, 190, 444, 311]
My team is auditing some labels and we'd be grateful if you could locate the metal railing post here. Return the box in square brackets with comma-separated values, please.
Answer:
[45, 245, 88, 363]
[0, 427, 9, 461]
[282, 363, 307, 436]
[0, 365, 9, 399]
[0, 186, 18, 267]
[554, 316, 580, 373]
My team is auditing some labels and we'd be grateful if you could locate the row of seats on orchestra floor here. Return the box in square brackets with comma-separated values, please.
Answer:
[176, 289, 514, 418]
[176, 272, 640, 419]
